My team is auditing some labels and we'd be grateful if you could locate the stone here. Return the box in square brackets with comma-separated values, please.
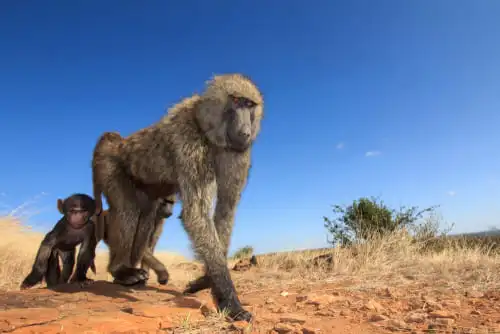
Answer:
[363, 299, 385, 312]
[279, 314, 307, 324]
[369, 314, 388, 322]
[429, 310, 456, 319]
[405, 312, 427, 323]
[387, 319, 407, 329]
[466, 290, 485, 298]
[274, 322, 300, 333]
[436, 318, 455, 326]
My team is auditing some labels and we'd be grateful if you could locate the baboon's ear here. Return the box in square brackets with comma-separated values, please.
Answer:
[57, 199, 64, 214]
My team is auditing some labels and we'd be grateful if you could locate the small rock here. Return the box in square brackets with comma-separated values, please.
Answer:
[387, 319, 407, 329]
[303, 294, 337, 309]
[295, 303, 305, 310]
[465, 290, 485, 298]
[280, 291, 289, 297]
[443, 299, 461, 307]
[405, 313, 427, 323]
[272, 306, 289, 313]
[424, 299, 443, 311]
[296, 294, 308, 302]
[232, 320, 251, 331]
[315, 310, 335, 317]
[471, 310, 481, 315]
[384, 287, 395, 298]
[265, 297, 276, 304]
[340, 310, 351, 317]
[370, 314, 388, 322]
[274, 322, 300, 333]
[435, 318, 454, 326]
[302, 326, 320, 334]
[233, 258, 256, 271]
[363, 299, 385, 312]
[279, 314, 307, 324]
[429, 310, 456, 319]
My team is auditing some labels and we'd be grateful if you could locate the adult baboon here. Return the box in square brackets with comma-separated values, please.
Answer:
[93, 196, 176, 284]
[92, 73, 263, 321]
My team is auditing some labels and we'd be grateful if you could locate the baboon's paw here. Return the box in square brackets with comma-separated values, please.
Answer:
[182, 275, 210, 295]
[113, 267, 149, 286]
[157, 271, 169, 285]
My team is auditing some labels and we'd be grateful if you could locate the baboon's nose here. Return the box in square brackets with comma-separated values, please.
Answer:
[238, 129, 251, 140]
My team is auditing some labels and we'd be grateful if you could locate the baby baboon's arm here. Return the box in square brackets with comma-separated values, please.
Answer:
[20, 222, 62, 289]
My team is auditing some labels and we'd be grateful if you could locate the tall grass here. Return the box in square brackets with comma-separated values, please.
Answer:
[1, 213, 499, 293]
[254, 229, 500, 290]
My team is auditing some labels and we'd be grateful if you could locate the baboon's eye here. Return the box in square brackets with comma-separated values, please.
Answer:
[243, 99, 256, 108]
[231, 95, 256, 109]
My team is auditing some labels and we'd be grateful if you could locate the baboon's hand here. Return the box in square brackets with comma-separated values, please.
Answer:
[113, 268, 149, 286]
[218, 299, 253, 322]
[20, 273, 41, 290]
[156, 270, 169, 285]
[76, 278, 95, 288]
[183, 275, 210, 295]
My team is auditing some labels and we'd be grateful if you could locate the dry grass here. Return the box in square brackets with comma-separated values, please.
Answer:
[252, 229, 500, 291]
[1, 215, 499, 295]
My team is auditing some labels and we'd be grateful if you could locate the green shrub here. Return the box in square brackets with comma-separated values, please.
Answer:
[323, 196, 438, 247]
[231, 245, 254, 259]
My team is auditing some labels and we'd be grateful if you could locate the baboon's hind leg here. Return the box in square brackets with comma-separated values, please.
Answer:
[105, 175, 149, 286]
[141, 218, 169, 284]
[60, 249, 75, 283]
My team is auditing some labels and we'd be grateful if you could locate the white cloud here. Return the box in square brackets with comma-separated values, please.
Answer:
[336, 142, 344, 150]
[365, 150, 381, 157]
[447, 190, 456, 197]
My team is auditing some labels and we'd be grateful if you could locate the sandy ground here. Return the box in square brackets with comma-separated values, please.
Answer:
[1, 266, 499, 334]
[1, 217, 499, 333]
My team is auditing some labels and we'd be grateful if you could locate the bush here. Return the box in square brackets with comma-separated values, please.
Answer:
[323, 196, 439, 247]
[231, 245, 254, 259]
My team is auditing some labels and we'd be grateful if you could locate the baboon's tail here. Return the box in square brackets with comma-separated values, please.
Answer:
[94, 211, 108, 244]
[90, 260, 97, 275]
[92, 132, 123, 215]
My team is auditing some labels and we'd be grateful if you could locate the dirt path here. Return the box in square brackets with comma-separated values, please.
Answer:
[1, 273, 499, 334]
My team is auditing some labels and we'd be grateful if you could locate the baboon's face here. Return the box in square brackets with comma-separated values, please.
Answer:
[156, 197, 175, 219]
[61, 196, 96, 229]
[198, 75, 264, 152]
[224, 95, 258, 152]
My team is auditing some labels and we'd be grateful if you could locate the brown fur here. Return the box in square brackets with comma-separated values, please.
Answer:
[91, 73, 264, 321]
[93, 198, 175, 285]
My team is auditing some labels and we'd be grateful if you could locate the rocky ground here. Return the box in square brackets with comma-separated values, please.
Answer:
[1, 263, 499, 334]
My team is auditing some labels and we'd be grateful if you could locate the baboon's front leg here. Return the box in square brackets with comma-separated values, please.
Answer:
[184, 153, 250, 295]
[20, 231, 59, 289]
[180, 179, 252, 321]
[45, 250, 62, 288]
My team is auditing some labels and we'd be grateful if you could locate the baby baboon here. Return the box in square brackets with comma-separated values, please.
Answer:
[21, 194, 97, 289]
[91, 73, 263, 321]
[94, 195, 176, 285]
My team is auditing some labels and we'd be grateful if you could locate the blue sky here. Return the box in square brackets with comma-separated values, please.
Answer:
[1, 1, 500, 258]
